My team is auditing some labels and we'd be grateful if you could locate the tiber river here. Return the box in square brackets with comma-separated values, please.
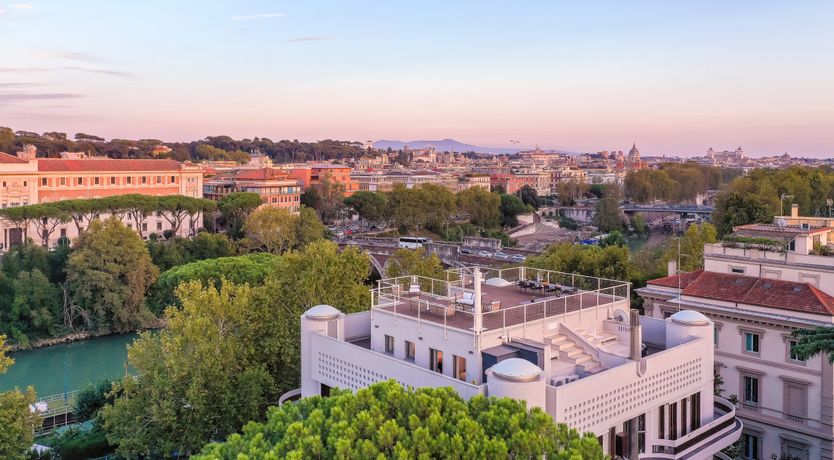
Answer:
[0, 333, 137, 396]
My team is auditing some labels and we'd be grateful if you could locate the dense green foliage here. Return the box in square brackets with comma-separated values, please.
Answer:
[101, 241, 371, 457]
[526, 242, 632, 282]
[0, 335, 42, 460]
[791, 327, 834, 363]
[663, 224, 717, 272]
[593, 184, 624, 232]
[196, 381, 605, 460]
[385, 248, 445, 279]
[713, 166, 834, 236]
[217, 192, 263, 238]
[67, 218, 159, 333]
[624, 163, 741, 204]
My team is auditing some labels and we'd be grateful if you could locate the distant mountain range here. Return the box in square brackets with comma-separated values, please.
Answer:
[373, 139, 522, 155]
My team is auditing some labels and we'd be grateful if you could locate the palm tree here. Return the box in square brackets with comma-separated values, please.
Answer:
[791, 327, 834, 362]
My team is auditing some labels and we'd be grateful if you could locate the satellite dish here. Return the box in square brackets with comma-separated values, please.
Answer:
[776, 218, 787, 230]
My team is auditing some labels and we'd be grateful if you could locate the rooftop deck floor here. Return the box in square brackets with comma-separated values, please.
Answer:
[377, 283, 620, 331]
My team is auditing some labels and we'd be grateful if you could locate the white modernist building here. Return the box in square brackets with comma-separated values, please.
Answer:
[296, 265, 742, 459]
[638, 208, 834, 460]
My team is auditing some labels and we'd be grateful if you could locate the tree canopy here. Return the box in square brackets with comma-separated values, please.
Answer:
[196, 380, 604, 460]
[0, 334, 42, 460]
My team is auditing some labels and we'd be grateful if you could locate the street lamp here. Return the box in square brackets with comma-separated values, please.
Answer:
[780, 193, 794, 217]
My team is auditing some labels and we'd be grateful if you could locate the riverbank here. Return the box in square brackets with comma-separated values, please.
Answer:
[7, 321, 164, 352]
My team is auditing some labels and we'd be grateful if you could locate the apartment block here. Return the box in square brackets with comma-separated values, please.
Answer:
[293, 266, 742, 459]
[638, 208, 834, 460]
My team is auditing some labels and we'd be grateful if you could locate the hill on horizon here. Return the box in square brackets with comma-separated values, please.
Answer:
[373, 139, 522, 155]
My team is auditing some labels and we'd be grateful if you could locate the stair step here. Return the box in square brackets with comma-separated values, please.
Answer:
[564, 348, 584, 358]
[585, 365, 604, 374]
[573, 355, 592, 364]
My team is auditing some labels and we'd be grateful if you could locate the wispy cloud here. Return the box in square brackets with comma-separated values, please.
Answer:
[0, 92, 85, 106]
[0, 66, 136, 78]
[287, 36, 335, 43]
[0, 82, 40, 88]
[11, 3, 35, 9]
[230, 12, 285, 21]
[43, 50, 106, 63]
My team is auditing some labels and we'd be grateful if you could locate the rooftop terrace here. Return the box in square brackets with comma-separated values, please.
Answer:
[371, 266, 630, 334]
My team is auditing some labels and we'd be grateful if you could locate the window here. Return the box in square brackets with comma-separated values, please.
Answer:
[741, 433, 760, 460]
[404, 340, 415, 361]
[690, 392, 701, 430]
[669, 402, 677, 440]
[141, 176, 147, 184]
[126, 176, 132, 184]
[60, 177, 66, 186]
[157, 222, 162, 231]
[60, 228, 66, 238]
[743, 375, 760, 405]
[156, 176, 162, 184]
[788, 340, 805, 362]
[110, 176, 116, 184]
[731, 267, 745, 274]
[453, 355, 466, 381]
[658, 406, 665, 440]
[41, 178, 47, 186]
[171, 176, 176, 183]
[680, 398, 688, 435]
[714, 326, 719, 346]
[142, 223, 147, 232]
[637, 414, 646, 454]
[784, 381, 808, 421]
[94, 177, 99, 185]
[77, 177, 83, 185]
[744, 332, 760, 354]
[429, 348, 443, 373]
[384, 335, 394, 354]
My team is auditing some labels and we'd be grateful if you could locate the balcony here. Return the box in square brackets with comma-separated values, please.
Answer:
[644, 396, 743, 460]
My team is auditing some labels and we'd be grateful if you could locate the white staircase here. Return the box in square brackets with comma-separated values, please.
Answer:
[572, 327, 618, 346]
[549, 333, 604, 375]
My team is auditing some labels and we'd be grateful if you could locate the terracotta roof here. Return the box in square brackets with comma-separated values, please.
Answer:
[0, 152, 29, 164]
[650, 270, 834, 316]
[646, 270, 703, 289]
[38, 158, 182, 172]
[235, 168, 293, 181]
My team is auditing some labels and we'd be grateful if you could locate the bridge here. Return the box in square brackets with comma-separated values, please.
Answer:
[620, 204, 714, 215]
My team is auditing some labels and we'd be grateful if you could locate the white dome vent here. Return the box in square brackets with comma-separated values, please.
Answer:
[492, 358, 542, 382]
[304, 304, 342, 320]
[670, 310, 710, 326]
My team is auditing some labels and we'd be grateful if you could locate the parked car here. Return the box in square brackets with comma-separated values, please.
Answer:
[460, 248, 475, 255]
[494, 252, 510, 260]
[510, 254, 526, 262]
[478, 250, 492, 258]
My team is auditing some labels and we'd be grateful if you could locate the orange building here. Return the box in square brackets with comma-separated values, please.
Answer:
[285, 164, 358, 196]
[0, 149, 204, 250]
[203, 167, 302, 213]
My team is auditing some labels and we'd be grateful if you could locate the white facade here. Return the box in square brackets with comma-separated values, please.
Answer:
[638, 216, 834, 460]
[296, 266, 741, 459]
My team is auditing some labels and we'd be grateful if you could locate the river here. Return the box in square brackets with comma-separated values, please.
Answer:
[0, 333, 138, 396]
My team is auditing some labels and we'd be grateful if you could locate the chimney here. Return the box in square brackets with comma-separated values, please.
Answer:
[629, 310, 642, 361]
[667, 259, 677, 277]
[473, 267, 483, 332]
[791, 204, 799, 218]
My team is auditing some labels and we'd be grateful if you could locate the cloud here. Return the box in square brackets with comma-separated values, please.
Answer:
[0, 82, 40, 88]
[0, 92, 85, 106]
[287, 36, 335, 43]
[11, 3, 35, 9]
[230, 12, 285, 21]
[45, 50, 106, 63]
[0, 66, 136, 78]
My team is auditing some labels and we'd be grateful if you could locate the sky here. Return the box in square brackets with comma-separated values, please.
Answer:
[1, 1, 834, 157]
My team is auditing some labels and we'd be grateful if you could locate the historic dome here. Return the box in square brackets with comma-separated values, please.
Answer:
[628, 142, 640, 159]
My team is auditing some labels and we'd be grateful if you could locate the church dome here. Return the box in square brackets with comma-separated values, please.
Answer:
[628, 143, 640, 157]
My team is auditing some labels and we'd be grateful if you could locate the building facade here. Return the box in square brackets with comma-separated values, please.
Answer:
[638, 209, 834, 460]
[294, 266, 742, 459]
[203, 167, 302, 213]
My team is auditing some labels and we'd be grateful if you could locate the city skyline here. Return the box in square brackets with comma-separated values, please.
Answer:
[2, 1, 834, 156]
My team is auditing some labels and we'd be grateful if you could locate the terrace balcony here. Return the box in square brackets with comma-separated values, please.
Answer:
[370, 266, 631, 335]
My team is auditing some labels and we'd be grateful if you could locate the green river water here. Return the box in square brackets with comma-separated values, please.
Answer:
[0, 334, 138, 396]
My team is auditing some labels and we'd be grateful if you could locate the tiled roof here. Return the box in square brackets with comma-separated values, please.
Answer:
[38, 158, 183, 172]
[650, 270, 834, 316]
[235, 168, 293, 181]
[0, 152, 29, 164]
[646, 270, 703, 289]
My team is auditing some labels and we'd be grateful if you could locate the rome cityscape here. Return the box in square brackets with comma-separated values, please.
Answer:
[2, 2, 834, 460]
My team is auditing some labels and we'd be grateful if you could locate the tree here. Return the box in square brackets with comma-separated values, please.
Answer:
[149, 253, 281, 312]
[457, 187, 501, 229]
[344, 191, 389, 225]
[499, 193, 529, 227]
[713, 190, 774, 237]
[11, 269, 61, 336]
[387, 185, 428, 232]
[0, 126, 15, 152]
[518, 184, 540, 209]
[295, 206, 325, 248]
[243, 207, 298, 254]
[30, 204, 71, 247]
[526, 243, 631, 283]
[624, 169, 674, 203]
[598, 230, 626, 248]
[663, 223, 717, 272]
[101, 281, 274, 458]
[420, 183, 457, 232]
[314, 175, 347, 223]
[556, 178, 588, 206]
[196, 381, 605, 459]
[791, 327, 834, 363]
[218, 192, 263, 238]
[385, 248, 444, 279]
[593, 185, 624, 232]
[0, 334, 42, 460]
[67, 218, 159, 332]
